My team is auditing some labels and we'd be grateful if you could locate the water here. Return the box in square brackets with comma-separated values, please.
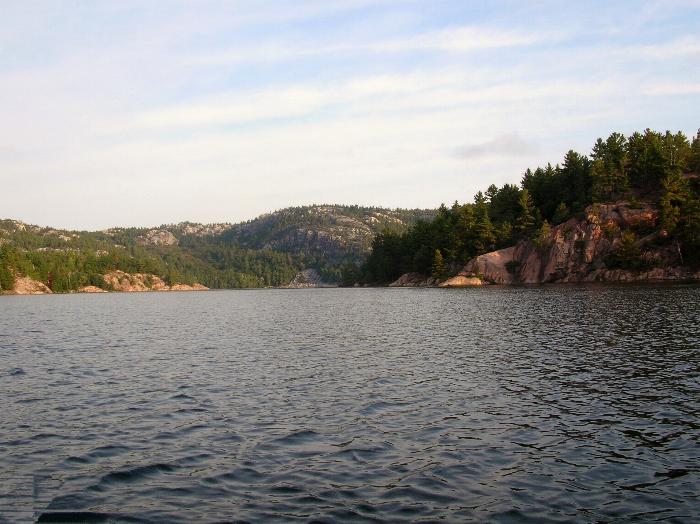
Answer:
[1, 286, 699, 523]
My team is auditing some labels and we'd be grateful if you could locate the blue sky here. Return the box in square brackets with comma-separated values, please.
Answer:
[1, 0, 699, 229]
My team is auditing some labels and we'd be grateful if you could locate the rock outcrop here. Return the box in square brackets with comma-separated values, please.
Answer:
[169, 283, 209, 291]
[76, 286, 108, 293]
[438, 274, 485, 287]
[461, 201, 700, 284]
[10, 277, 53, 295]
[136, 229, 179, 246]
[389, 272, 440, 287]
[102, 271, 208, 292]
[284, 269, 335, 288]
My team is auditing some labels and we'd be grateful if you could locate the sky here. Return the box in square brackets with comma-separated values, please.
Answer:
[1, 0, 699, 230]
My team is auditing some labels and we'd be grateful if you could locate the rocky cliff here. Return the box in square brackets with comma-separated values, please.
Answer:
[460, 202, 699, 284]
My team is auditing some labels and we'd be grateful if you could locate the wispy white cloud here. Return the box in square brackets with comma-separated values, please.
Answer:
[189, 24, 559, 68]
[455, 134, 538, 160]
[368, 25, 557, 53]
[622, 36, 700, 60]
[643, 82, 700, 95]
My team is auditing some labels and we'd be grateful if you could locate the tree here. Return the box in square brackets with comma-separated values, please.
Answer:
[627, 129, 669, 190]
[533, 220, 552, 248]
[431, 249, 446, 280]
[473, 193, 496, 253]
[552, 202, 570, 225]
[659, 173, 689, 231]
[0, 263, 13, 291]
[559, 150, 591, 210]
[607, 231, 642, 270]
[339, 261, 361, 287]
[488, 184, 521, 224]
[515, 189, 536, 238]
[591, 132, 628, 201]
[689, 129, 700, 173]
[662, 130, 691, 175]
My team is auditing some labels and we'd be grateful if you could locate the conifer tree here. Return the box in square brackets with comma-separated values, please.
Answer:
[552, 202, 570, 225]
[431, 249, 446, 280]
[515, 189, 536, 238]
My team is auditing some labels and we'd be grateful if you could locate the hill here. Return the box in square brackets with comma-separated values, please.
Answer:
[0, 205, 435, 293]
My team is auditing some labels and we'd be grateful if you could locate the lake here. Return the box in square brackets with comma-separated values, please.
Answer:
[1, 286, 699, 522]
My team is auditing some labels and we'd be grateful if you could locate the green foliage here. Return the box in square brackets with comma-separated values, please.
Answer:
[515, 189, 537, 238]
[552, 202, 570, 225]
[660, 173, 688, 231]
[605, 231, 647, 271]
[659, 172, 700, 266]
[591, 132, 628, 202]
[339, 261, 361, 287]
[690, 130, 700, 173]
[431, 249, 446, 280]
[0, 246, 14, 291]
[533, 220, 552, 248]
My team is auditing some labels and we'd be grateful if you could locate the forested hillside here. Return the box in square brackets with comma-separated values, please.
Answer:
[0, 205, 433, 292]
[361, 128, 700, 284]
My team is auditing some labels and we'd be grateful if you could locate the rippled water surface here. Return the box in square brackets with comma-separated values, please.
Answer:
[1, 286, 699, 522]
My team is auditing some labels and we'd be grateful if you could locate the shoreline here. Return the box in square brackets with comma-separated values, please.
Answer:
[3, 279, 700, 297]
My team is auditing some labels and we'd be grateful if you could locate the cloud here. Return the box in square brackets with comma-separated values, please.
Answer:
[188, 24, 557, 67]
[455, 134, 538, 160]
[623, 36, 700, 60]
[369, 25, 556, 53]
[643, 83, 700, 96]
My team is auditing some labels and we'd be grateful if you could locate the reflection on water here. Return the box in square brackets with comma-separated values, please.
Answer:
[1, 285, 699, 522]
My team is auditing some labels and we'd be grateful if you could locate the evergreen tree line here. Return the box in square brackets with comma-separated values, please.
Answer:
[358, 128, 700, 284]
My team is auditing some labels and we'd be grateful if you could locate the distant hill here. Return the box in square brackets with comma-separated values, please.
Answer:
[0, 205, 436, 293]
[218, 205, 435, 263]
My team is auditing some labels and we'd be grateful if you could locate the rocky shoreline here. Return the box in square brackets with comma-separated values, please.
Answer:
[2, 270, 209, 295]
[390, 202, 700, 287]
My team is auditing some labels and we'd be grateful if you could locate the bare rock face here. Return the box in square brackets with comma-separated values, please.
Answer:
[136, 229, 179, 246]
[169, 283, 209, 291]
[11, 277, 52, 295]
[102, 270, 208, 292]
[438, 274, 485, 287]
[103, 271, 152, 292]
[173, 222, 232, 236]
[462, 201, 699, 284]
[77, 286, 107, 293]
[284, 269, 335, 288]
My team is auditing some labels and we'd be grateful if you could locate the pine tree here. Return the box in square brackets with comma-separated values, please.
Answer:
[533, 220, 552, 247]
[690, 129, 700, 173]
[0, 263, 13, 291]
[473, 194, 496, 253]
[660, 173, 689, 232]
[552, 202, 570, 225]
[431, 249, 446, 280]
[515, 189, 536, 238]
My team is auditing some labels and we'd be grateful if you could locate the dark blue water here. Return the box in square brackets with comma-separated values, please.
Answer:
[1, 286, 699, 523]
